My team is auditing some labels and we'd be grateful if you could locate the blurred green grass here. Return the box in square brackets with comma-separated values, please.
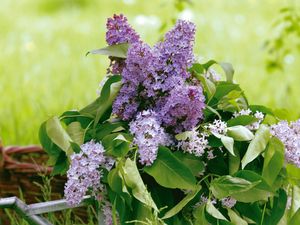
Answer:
[0, 0, 299, 145]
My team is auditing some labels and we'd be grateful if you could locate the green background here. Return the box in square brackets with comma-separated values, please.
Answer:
[1, 0, 299, 145]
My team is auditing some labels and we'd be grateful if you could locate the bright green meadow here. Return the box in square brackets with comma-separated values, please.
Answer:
[1, 0, 300, 145]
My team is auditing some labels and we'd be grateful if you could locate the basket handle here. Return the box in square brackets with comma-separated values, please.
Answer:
[0, 145, 52, 173]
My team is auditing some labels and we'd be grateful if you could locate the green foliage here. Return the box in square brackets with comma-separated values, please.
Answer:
[144, 147, 197, 190]
[265, 5, 300, 72]
[35, 10, 300, 224]
[241, 125, 270, 169]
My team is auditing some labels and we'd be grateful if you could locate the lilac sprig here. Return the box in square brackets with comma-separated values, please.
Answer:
[271, 120, 300, 168]
[129, 110, 173, 166]
[178, 129, 208, 157]
[154, 20, 196, 91]
[106, 14, 140, 45]
[106, 14, 140, 74]
[64, 140, 114, 206]
[233, 109, 264, 131]
[206, 119, 227, 137]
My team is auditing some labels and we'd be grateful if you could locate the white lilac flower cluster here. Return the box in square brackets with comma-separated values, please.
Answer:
[64, 140, 114, 206]
[221, 196, 237, 208]
[206, 119, 228, 136]
[233, 109, 264, 130]
[271, 119, 300, 168]
[178, 119, 228, 159]
[178, 129, 209, 157]
[129, 110, 173, 166]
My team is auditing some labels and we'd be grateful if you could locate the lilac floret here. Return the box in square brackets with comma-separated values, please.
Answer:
[129, 110, 173, 165]
[158, 84, 206, 133]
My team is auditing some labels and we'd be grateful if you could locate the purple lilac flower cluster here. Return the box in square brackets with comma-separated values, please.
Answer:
[154, 20, 196, 91]
[271, 120, 300, 168]
[112, 43, 158, 120]
[105, 15, 206, 163]
[64, 140, 114, 206]
[107, 15, 205, 135]
[129, 110, 173, 165]
[158, 85, 206, 132]
[106, 14, 140, 74]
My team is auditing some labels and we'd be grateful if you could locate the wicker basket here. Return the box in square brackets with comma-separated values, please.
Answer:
[0, 144, 65, 223]
[0, 144, 66, 201]
[0, 143, 95, 224]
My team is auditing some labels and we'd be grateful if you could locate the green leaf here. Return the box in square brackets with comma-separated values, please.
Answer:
[213, 82, 241, 101]
[229, 148, 240, 175]
[227, 208, 248, 225]
[202, 60, 217, 70]
[80, 75, 122, 125]
[69, 141, 81, 153]
[221, 135, 235, 156]
[232, 170, 273, 202]
[46, 116, 72, 155]
[206, 105, 222, 119]
[210, 175, 258, 199]
[66, 121, 85, 145]
[262, 137, 285, 185]
[263, 189, 287, 225]
[175, 130, 195, 141]
[206, 200, 228, 221]
[108, 168, 123, 194]
[227, 126, 254, 141]
[52, 151, 69, 175]
[86, 43, 129, 58]
[91, 121, 126, 140]
[227, 115, 258, 127]
[219, 62, 234, 83]
[122, 158, 158, 211]
[189, 63, 205, 74]
[39, 122, 62, 165]
[102, 133, 132, 158]
[144, 147, 197, 190]
[289, 208, 300, 225]
[162, 186, 201, 219]
[173, 151, 205, 176]
[241, 125, 270, 169]
[218, 90, 248, 112]
[193, 205, 210, 225]
[286, 164, 300, 185]
[195, 74, 216, 99]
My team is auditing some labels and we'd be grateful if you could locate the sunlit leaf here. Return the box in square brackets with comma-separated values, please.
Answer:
[86, 43, 129, 58]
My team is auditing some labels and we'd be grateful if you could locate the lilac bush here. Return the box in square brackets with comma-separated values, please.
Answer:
[39, 14, 300, 225]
